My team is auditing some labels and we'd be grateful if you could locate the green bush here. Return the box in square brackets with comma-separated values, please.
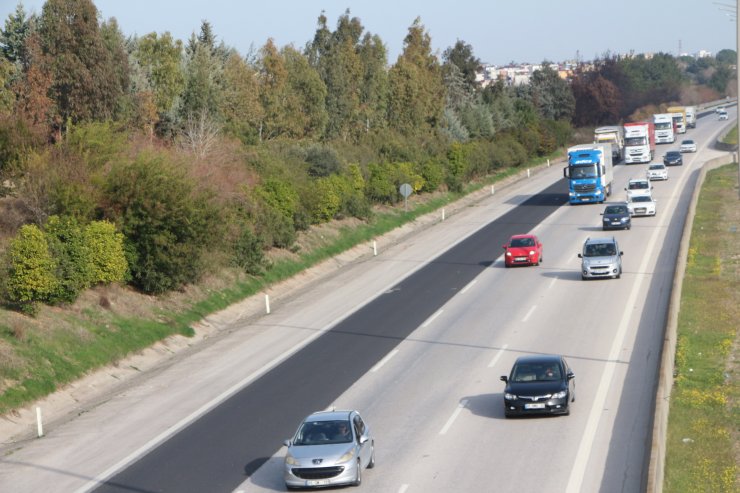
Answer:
[233, 226, 267, 275]
[104, 151, 221, 294]
[365, 162, 398, 204]
[253, 202, 296, 248]
[66, 121, 127, 170]
[305, 144, 343, 177]
[44, 215, 93, 304]
[307, 176, 343, 223]
[445, 142, 468, 193]
[254, 179, 300, 221]
[417, 159, 445, 192]
[4, 224, 58, 314]
[83, 220, 129, 284]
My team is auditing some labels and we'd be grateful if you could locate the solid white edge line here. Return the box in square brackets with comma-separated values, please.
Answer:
[521, 305, 537, 322]
[459, 278, 477, 294]
[488, 344, 509, 368]
[371, 349, 399, 373]
[565, 147, 693, 493]
[439, 399, 468, 435]
[421, 309, 443, 328]
[548, 276, 558, 289]
[398, 484, 410, 493]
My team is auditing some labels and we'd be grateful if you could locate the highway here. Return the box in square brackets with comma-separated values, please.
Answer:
[0, 107, 734, 493]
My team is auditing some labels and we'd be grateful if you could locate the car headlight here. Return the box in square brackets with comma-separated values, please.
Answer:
[529, 250, 535, 255]
[504, 392, 517, 400]
[285, 453, 300, 466]
[337, 448, 356, 463]
[551, 390, 567, 399]
[621, 217, 629, 222]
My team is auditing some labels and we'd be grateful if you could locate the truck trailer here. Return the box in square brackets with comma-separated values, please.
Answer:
[685, 106, 697, 128]
[653, 113, 675, 144]
[623, 122, 655, 164]
[666, 106, 687, 134]
[593, 126, 624, 161]
[563, 143, 614, 204]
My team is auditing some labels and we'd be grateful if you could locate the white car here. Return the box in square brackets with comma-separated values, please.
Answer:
[680, 139, 697, 153]
[627, 194, 657, 217]
[625, 178, 653, 199]
[646, 163, 668, 181]
[718, 109, 728, 120]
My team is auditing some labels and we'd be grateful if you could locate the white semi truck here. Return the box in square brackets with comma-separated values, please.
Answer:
[653, 113, 675, 144]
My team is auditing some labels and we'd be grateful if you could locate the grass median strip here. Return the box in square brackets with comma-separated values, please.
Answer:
[663, 163, 739, 492]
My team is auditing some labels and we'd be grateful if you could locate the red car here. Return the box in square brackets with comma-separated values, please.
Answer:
[502, 234, 543, 267]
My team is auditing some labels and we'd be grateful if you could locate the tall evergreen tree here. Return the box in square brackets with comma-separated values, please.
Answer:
[387, 18, 445, 135]
[1, 3, 32, 64]
[38, 0, 127, 125]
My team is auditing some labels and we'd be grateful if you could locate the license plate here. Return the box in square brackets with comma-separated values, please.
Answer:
[636, 208, 646, 213]
[524, 403, 546, 409]
[515, 257, 527, 261]
[581, 197, 589, 201]
[307, 480, 331, 486]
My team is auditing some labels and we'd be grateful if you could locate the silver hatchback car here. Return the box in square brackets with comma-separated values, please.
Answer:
[284, 410, 375, 489]
[578, 237, 623, 280]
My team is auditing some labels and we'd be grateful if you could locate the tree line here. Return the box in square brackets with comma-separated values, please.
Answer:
[0, 0, 735, 314]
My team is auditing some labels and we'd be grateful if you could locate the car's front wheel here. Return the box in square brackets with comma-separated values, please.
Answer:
[367, 442, 375, 469]
[353, 458, 362, 486]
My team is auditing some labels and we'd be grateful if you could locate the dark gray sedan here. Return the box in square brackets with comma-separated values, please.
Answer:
[601, 202, 631, 230]
[501, 355, 575, 417]
[663, 151, 683, 166]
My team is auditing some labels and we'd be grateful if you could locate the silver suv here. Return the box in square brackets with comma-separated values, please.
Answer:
[578, 237, 623, 280]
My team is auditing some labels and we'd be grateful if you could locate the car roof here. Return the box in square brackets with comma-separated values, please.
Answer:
[513, 354, 564, 366]
[303, 410, 354, 422]
[584, 236, 617, 245]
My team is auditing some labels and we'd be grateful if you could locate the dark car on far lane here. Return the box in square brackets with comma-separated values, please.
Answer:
[663, 151, 683, 166]
[500, 354, 575, 417]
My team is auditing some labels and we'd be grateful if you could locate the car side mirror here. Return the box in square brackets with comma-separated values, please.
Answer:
[577, 253, 583, 258]
[284, 439, 291, 447]
[359, 435, 369, 444]
[567, 372, 575, 380]
[500, 376, 508, 383]
[502, 245, 507, 249]
[619, 251, 624, 256]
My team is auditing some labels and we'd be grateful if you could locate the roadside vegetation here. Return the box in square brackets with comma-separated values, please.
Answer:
[0, 0, 736, 414]
[664, 163, 739, 492]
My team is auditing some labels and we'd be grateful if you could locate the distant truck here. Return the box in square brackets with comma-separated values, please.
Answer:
[653, 113, 675, 144]
[667, 106, 687, 134]
[593, 126, 624, 161]
[685, 106, 697, 128]
[623, 122, 655, 164]
[563, 143, 614, 204]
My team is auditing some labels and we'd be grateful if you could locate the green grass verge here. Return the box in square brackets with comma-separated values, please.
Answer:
[0, 156, 560, 414]
[721, 125, 737, 146]
[663, 163, 739, 492]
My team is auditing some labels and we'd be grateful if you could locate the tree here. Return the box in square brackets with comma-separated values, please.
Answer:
[357, 32, 389, 133]
[221, 52, 262, 143]
[38, 0, 128, 125]
[571, 71, 622, 126]
[1, 2, 32, 64]
[306, 10, 364, 140]
[133, 32, 185, 117]
[442, 39, 481, 92]
[528, 64, 574, 121]
[387, 18, 445, 135]
[283, 45, 327, 139]
[715, 49, 736, 66]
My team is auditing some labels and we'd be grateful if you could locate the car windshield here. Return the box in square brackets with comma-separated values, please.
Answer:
[584, 243, 616, 257]
[631, 196, 652, 203]
[510, 237, 535, 247]
[682, 140, 694, 145]
[629, 181, 648, 189]
[649, 165, 663, 170]
[294, 420, 353, 445]
[605, 206, 627, 214]
[667, 152, 680, 158]
[512, 363, 562, 382]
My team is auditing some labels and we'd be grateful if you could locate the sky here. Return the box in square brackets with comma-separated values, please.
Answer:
[1, 0, 736, 65]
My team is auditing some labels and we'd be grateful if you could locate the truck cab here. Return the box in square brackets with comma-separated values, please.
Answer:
[563, 144, 613, 204]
